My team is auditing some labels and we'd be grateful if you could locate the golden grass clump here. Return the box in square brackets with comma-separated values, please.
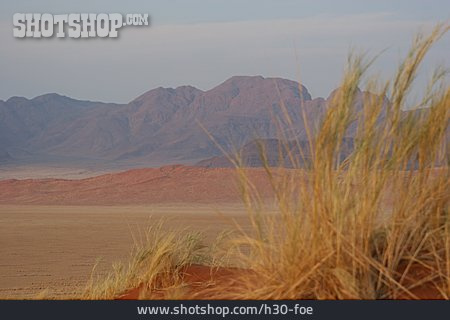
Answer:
[82, 222, 208, 299]
[221, 24, 449, 300]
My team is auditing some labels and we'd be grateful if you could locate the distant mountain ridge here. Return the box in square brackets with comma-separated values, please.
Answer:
[0, 76, 383, 168]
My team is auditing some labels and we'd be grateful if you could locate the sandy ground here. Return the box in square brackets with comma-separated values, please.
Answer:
[0, 204, 250, 299]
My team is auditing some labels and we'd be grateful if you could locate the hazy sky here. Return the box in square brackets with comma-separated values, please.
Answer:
[0, 0, 448, 103]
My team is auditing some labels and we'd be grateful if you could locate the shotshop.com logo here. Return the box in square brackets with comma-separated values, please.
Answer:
[13, 13, 149, 38]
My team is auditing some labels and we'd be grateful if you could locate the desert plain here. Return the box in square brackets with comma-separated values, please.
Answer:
[0, 203, 252, 299]
[0, 166, 264, 299]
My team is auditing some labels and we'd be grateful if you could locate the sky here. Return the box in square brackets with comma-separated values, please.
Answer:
[0, 0, 449, 103]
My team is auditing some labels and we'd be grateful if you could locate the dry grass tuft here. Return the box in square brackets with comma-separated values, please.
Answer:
[215, 24, 450, 300]
[82, 221, 211, 299]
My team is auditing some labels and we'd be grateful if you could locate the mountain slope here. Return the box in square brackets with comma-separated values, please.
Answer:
[195, 137, 355, 168]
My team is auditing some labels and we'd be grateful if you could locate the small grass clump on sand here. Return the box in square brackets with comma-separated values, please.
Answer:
[218, 24, 449, 300]
[82, 222, 211, 299]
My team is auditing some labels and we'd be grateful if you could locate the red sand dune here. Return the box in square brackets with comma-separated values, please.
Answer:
[118, 264, 252, 300]
[0, 165, 275, 205]
[118, 263, 445, 300]
[395, 262, 447, 299]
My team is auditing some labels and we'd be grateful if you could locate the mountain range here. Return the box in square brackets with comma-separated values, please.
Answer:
[0, 76, 379, 169]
